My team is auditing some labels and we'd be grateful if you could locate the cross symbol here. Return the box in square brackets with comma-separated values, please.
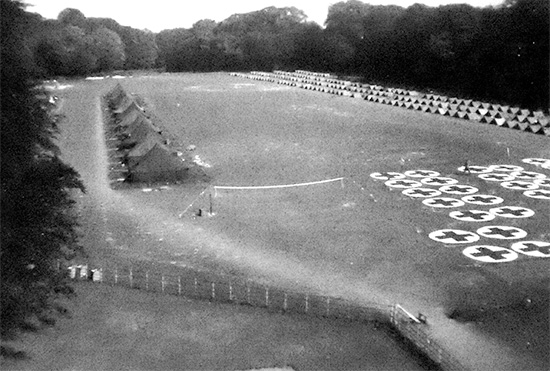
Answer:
[520, 243, 550, 255]
[426, 179, 447, 184]
[470, 247, 510, 260]
[488, 175, 507, 179]
[508, 183, 532, 189]
[411, 189, 437, 196]
[497, 166, 516, 170]
[468, 196, 496, 203]
[445, 186, 469, 192]
[382, 173, 401, 179]
[484, 227, 518, 238]
[530, 191, 549, 197]
[415, 171, 434, 176]
[436, 231, 473, 241]
[393, 180, 414, 186]
[456, 211, 488, 220]
[516, 172, 536, 178]
[430, 199, 458, 206]
[496, 207, 528, 216]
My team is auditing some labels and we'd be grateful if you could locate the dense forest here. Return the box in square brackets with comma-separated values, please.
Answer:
[23, 0, 549, 111]
[1, 0, 84, 352]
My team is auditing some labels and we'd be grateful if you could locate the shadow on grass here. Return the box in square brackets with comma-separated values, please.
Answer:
[0, 346, 28, 360]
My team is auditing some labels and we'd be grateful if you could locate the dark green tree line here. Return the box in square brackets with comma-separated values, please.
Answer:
[1, 0, 84, 348]
[32, 8, 158, 76]
[20, 0, 550, 109]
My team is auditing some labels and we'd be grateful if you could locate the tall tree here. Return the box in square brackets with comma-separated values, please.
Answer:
[119, 27, 158, 70]
[57, 7, 86, 28]
[1, 0, 84, 347]
[34, 24, 97, 76]
[89, 26, 125, 71]
[156, 28, 195, 71]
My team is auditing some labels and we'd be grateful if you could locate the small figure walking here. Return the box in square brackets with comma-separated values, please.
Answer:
[463, 160, 471, 174]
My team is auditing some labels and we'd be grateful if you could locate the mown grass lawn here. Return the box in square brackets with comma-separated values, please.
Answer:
[42, 72, 549, 371]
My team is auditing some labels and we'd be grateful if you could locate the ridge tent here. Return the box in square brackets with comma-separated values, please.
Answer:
[117, 107, 149, 127]
[122, 115, 161, 135]
[123, 132, 166, 166]
[109, 90, 132, 111]
[120, 120, 162, 143]
[114, 99, 142, 116]
[128, 143, 190, 183]
[106, 83, 127, 107]
[115, 113, 154, 134]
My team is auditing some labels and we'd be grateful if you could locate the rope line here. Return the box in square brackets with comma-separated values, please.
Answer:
[179, 186, 211, 216]
[214, 177, 344, 194]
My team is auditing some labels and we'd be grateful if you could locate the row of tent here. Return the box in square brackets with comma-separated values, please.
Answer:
[230, 71, 549, 136]
[104, 83, 191, 183]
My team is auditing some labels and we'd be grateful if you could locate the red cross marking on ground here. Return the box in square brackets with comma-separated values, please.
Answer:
[520, 243, 550, 255]
[470, 247, 511, 260]
[494, 207, 529, 216]
[455, 211, 489, 220]
[436, 230, 474, 241]
[484, 227, 520, 238]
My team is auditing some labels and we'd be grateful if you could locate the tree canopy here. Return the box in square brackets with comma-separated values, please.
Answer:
[1, 0, 84, 346]
[20, 1, 550, 109]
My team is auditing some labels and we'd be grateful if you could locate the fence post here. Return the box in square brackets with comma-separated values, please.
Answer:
[265, 287, 269, 307]
[194, 277, 198, 297]
[114, 267, 118, 285]
[178, 276, 181, 295]
[229, 283, 233, 301]
[161, 275, 165, 293]
[246, 283, 251, 304]
[305, 294, 309, 314]
[283, 292, 288, 312]
[326, 297, 330, 317]
[211, 282, 215, 300]
[145, 271, 149, 290]
[129, 268, 133, 288]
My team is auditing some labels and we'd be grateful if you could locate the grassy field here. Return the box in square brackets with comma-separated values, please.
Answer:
[2, 282, 423, 371]
[28, 72, 549, 370]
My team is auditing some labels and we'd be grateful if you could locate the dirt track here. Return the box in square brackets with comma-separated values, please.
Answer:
[55, 73, 549, 371]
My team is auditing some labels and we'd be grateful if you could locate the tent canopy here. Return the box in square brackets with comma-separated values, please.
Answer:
[129, 143, 189, 182]
[124, 133, 166, 166]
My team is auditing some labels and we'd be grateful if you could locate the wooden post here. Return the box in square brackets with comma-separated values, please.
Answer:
[161, 275, 165, 293]
[211, 282, 215, 300]
[283, 292, 288, 312]
[265, 287, 269, 307]
[178, 276, 181, 295]
[326, 297, 330, 317]
[229, 283, 233, 301]
[246, 284, 251, 304]
[114, 267, 118, 285]
[129, 268, 133, 288]
[209, 193, 213, 214]
[194, 277, 198, 297]
[305, 294, 309, 314]
[145, 271, 149, 290]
